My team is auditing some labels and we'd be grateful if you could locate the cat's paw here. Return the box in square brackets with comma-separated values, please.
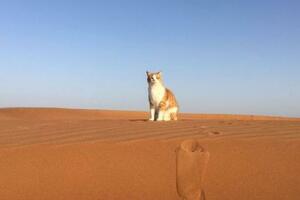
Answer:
[148, 118, 155, 121]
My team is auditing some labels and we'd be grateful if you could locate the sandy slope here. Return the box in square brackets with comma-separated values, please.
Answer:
[0, 108, 299, 200]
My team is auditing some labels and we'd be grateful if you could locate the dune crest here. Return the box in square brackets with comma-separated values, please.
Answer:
[0, 107, 299, 121]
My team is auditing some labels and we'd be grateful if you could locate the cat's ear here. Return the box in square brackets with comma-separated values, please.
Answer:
[158, 71, 162, 76]
[146, 71, 150, 76]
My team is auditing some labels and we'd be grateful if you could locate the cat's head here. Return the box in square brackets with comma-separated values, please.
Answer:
[146, 71, 163, 84]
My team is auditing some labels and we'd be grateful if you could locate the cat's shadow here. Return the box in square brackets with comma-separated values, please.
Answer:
[129, 119, 148, 122]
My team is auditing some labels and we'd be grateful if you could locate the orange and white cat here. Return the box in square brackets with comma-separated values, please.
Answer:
[147, 71, 179, 121]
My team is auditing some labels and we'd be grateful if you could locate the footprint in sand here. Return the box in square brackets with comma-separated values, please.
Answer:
[203, 130, 222, 136]
[176, 139, 210, 200]
[209, 131, 221, 135]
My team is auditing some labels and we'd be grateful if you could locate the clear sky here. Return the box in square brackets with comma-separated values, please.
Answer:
[0, 0, 299, 117]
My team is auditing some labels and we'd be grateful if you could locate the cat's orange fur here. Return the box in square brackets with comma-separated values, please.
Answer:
[147, 71, 179, 121]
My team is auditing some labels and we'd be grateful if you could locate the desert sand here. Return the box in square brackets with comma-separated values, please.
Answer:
[0, 108, 300, 200]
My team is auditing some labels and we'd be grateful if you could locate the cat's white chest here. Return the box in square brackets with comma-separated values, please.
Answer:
[149, 84, 165, 106]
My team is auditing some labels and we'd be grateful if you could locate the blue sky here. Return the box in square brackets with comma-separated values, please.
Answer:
[0, 0, 299, 117]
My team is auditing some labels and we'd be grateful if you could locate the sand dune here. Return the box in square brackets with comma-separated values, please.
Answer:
[0, 108, 299, 200]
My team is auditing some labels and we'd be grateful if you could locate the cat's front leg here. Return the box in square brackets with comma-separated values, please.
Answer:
[157, 102, 167, 121]
[149, 107, 155, 121]
[157, 110, 165, 121]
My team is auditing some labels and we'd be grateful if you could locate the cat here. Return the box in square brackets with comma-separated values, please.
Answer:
[146, 71, 179, 121]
